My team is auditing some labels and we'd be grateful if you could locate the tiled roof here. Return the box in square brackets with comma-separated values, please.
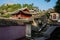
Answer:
[10, 8, 38, 15]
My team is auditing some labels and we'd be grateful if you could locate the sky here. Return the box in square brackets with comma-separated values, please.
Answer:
[0, 0, 57, 10]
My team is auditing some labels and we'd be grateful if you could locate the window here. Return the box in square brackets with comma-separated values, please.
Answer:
[53, 14, 56, 19]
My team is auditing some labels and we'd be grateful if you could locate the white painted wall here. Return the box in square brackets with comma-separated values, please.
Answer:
[50, 13, 59, 21]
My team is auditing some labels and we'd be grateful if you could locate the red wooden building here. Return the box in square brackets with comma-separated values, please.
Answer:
[10, 8, 32, 19]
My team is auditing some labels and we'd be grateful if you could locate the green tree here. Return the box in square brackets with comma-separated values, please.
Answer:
[54, 0, 60, 13]
[45, 0, 50, 2]
[22, 3, 35, 10]
[0, 4, 22, 12]
[23, 4, 28, 8]
[2, 13, 11, 18]
[28, 4, 34, 10]
[0, 3, 38, 14]
[45, 12, 50, 19]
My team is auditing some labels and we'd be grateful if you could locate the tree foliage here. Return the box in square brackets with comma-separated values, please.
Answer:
[45, 12, 50, 19]
[2, 13, 11, 18]
[0, 3, 37, 13]
[54, 0, 60, 13]
[45, 0, 50, 2]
